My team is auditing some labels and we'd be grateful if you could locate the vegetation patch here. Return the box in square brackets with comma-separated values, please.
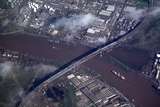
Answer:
[0, 0, 11, 9]
[136, 0, 149, 8]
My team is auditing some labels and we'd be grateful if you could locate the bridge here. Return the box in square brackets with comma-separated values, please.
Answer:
[14, 16, 145, 106]
[26, 19, 142, 94]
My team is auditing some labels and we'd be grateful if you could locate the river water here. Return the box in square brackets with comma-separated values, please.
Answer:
[0, 32, 160, 107]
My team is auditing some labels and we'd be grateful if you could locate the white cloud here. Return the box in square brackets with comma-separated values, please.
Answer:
[50, 13, 98, 33]
[0, 62, 13, 77]
[125, 7, 145, 20]
[97, 37, 107, 43]
[126, 7, 160, 20]
[149, 7, 160, 16]
[32, 64, 57, 77]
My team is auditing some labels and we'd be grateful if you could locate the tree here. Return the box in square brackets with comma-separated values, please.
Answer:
[0, 0, 11, 9]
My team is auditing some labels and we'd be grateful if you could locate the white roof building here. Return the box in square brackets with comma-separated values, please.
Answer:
[107, 5, 115, 12]
[67, 74, 75, 79]
[99, 10, 112, 16]
[87, 28, 96, 34]
[157, 53, 160, 58]
[28, 2, 40, 12]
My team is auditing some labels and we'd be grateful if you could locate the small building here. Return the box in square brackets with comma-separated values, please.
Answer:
[152, 53, 160, 90]
[87, 28, 96, 34]
[107, 5, 115, 12]
[67, 74, 75, 79]
[99, 10, 112, 16]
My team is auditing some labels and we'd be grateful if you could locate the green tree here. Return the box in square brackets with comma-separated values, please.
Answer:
[0, 0, 11, 9]
[60, 85, 77, 107]
[136, 0, 149, 8]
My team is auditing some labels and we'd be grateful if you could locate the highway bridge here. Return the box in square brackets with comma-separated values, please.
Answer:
[11, 16, 146, 106]
[27, 20, 142, 94]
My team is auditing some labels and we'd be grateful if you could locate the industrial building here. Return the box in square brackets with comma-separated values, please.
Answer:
[152, 53, 160, 90]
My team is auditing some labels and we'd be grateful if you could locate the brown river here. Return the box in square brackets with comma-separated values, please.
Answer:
[0, 32, 160, 107]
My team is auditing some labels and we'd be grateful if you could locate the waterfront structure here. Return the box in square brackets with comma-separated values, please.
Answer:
[152, 53, 160, 90]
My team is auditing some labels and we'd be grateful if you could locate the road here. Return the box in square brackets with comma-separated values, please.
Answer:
[26, 19, 142, 93]
[15, 32, 132, 106]
[26, 0, 137, 93]
[1, 17, 160, 107]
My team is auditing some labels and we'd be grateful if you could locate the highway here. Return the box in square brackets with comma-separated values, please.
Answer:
[27, 20, 142, 94]
[3, 17, 160, 107]
[26, 0, 134, 93]
[1, 11, 159, 107]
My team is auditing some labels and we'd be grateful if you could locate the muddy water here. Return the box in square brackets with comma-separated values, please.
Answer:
[0, 33, 160, 107]
[83, 55, 160, 107]
[0, 32, 90, 65]
[109, 46, 151, 70]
